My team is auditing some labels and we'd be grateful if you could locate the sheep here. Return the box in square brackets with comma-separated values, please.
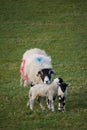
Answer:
[20, 48, 55, 87]
[27, 78, 60, 112]
[57, 78, 68, 112]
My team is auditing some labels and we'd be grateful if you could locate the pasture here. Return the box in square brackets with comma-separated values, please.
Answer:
[0, 0, 87, 130]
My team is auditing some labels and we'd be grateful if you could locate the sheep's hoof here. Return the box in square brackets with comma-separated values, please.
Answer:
[48, 105, 51, 110]
[42, 107, 45, 111]
[52, 109, 55, 112]
[58, 107, 62, 112]
[62, 109, 66, 112]
[27, 102, 29, 107]
[41, 106, 45, 111]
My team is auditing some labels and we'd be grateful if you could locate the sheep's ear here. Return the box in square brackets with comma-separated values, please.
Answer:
[66, 83, 69, 87]
[50, 70, 56, 75]
[37, 71, 43, 76]
[58, 77, 63, 83]
[67, 83, 71, 87]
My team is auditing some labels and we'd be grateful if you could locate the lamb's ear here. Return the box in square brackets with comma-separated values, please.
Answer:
[67, 83, 71, 87]
[58, 77, 63, 83]
[65, 83, 69, 87]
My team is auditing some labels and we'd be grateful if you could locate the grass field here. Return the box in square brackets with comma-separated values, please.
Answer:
[0, 0, 87, 130]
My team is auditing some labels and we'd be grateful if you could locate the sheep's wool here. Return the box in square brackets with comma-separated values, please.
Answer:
[20, 48, 53, 85]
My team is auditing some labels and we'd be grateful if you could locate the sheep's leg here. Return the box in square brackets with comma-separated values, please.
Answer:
[24, 80, 28, 87]
[46, 97, 50, 108]
[27, 100, 30, 107]
[38, 97, 45, 110]
[20, 76, 24, 86]
[53, 95, 56, 101]
[48, 96, 55, 111]
[58, 96, 62, 111]
[58, 96, 66, 111]
[50, 100, 55, 112]
[20, 75, 28, 87]
[62, 97, 66, 112]
[29, 99, 34, 110]
[47, 99, 51, 110]
[46, 97, 48, 105]
[58, 103, 61, 111]
[46, 96, 56, 109]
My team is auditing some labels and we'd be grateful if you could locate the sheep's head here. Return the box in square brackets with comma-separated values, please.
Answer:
[37, 68, 55, 84]
[54, 77, 68, 92]
[53, 78, 61, 86]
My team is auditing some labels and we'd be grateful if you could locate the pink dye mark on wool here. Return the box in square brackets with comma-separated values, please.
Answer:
[20, 59, 29, 81]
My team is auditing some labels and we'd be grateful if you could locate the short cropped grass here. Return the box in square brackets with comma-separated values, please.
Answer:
[0, 0, 87, 130]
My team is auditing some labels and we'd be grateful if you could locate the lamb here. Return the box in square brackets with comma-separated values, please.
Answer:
[57, 78, 68, 112]
[27, 78, 60, 112]
[20, 48, 55, 87]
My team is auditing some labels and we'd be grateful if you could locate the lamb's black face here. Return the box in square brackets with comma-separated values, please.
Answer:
[37, 68, 55, 84]
[58, 78, 63, 84]
[60, 83, 68, 92]
[58, 77, 68, 92]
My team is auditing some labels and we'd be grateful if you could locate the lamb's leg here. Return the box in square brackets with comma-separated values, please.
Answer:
[38, 97, 45, 110]
[58, 96, 62, 111]
[46, 97, 50, 108]
[62, 97, 66, 112]
[50, 100, 55, 112]
[58, 96, 66, 112]
[47, 99, 51, 110]
[27, 100, 30, 107]
[48, 96, 55, 112]
[29, 99, 34, 110]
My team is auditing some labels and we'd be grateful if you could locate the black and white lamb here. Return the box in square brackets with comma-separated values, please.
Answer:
[20, 48, 55, 87]
[57, 78, 68, 111]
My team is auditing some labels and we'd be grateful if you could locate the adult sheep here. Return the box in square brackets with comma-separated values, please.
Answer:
[20, 48, 55, 87]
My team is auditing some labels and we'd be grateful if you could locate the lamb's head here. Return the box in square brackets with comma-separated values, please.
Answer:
[37, 68, 55, 84]
[57, 77, 68, 92]
[53, 77, 68, 88]
[53, 78, 61, 86]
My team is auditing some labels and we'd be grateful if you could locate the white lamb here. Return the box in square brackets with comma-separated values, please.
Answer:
[20, 48, 54, 87]
[27, 78, 60, 112]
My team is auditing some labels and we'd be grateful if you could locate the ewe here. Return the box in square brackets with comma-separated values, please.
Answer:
[20, 48, 55, 87]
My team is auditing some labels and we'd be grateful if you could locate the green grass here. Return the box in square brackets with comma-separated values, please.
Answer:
[0, 0, 87, 130]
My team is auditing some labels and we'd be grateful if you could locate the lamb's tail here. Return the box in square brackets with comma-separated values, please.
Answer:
[29, 90, 32, 98]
